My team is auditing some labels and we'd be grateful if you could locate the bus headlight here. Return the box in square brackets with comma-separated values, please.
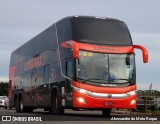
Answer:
[130, 100, 136, 105]
[77, 97, 86, 104]
[127, 90, 136, 96]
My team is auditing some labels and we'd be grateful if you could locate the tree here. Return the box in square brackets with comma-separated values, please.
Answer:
[0, 82, 8, 96]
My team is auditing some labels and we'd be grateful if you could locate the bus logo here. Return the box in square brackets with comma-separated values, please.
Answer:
[108, 94, 112, 98]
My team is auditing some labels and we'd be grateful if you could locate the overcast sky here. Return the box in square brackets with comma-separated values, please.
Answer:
[0, 0, 160, 90]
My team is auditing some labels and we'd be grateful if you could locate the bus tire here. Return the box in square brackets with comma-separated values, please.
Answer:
[50, 92, 64, 115]
[24, 107, 33, 113]
[102, 109, 112, 117]
[15, 97, 20, 112]
[19, 96, 33, 113]
[19, 96, 24, 112]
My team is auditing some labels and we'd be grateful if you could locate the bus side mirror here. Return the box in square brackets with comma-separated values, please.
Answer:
[61, 41, 79, 59]
[133, 45, 148, 63]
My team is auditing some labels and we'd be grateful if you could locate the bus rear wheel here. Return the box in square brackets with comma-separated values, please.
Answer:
[50, 93, 64, 115]
[102, 109, 112, 117]
[15, 97, 20, 112]
[17, 96, 33, 113]
[19, 97, 24, 112]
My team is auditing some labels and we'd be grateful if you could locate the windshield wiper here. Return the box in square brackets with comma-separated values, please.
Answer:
[77, 78, 133, 83]
[77, 77, 107, 83]
[111, 78, 132, 83]
[82, 78, 108, 83]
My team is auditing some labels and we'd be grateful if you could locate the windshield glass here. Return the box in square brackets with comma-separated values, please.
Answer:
[77, 51, 135, 84]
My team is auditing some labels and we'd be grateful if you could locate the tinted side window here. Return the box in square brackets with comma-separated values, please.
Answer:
[66, 59, 73, 78]
[44, 65, 49, 84]
[36, 67, 44, 85]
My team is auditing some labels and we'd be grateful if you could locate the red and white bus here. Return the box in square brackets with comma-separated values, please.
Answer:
[9, 16, 148, 116]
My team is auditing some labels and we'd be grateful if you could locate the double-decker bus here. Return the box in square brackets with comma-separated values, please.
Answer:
[9, 16, 148, 116]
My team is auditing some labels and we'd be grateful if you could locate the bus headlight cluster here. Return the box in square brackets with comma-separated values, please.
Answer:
[127, 90, 136, 96]
[77, 97, 86, 103]
[130, 100, 136, 105]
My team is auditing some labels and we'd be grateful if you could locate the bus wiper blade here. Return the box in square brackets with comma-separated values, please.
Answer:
[83, 78, 108, 83]
[113, 78, 130, 82]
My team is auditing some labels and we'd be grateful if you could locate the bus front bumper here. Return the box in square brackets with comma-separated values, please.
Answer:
[73, 90, 136, 109]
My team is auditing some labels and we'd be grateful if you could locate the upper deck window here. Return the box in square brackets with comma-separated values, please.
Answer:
[73, 17, 132, 46]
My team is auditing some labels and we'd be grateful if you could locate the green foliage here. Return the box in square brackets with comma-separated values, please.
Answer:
[137, 90, 160, 97]
[0, 82, 8, 96]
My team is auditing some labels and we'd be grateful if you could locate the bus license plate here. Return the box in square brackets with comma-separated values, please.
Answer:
[105, 102, 114, 106]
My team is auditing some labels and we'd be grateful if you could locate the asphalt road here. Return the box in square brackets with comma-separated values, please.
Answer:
[0, 107, 159, 124]
[0, 107, 113, 121]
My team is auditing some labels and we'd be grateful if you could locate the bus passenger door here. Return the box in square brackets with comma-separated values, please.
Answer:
[65, 58, 74, 107]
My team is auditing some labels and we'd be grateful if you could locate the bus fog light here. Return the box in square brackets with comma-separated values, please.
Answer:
[130, 100, 136, 105]
[77, 97, 86, 103]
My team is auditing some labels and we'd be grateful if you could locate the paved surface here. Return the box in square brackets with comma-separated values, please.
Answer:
[0, 107, 113, 121]
[0, 107, 159, 123]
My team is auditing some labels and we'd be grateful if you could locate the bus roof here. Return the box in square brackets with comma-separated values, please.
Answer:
[56, 16, 132, 45]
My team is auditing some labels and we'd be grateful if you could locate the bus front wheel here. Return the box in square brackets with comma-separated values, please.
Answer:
[102, 109, 112, 117]
[50, 93, 64, 115]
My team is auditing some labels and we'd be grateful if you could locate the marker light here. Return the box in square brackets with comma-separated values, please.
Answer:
[77, 97, 86, 103]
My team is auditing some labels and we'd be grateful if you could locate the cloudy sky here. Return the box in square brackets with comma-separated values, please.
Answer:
[0, 0, 160, 90]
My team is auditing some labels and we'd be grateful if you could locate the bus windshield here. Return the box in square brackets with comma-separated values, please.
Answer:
[77, 51, 135, 84]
